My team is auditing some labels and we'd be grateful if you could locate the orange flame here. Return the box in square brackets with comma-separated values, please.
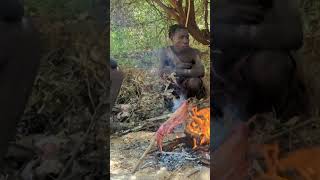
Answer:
[186, 106, 210, 148]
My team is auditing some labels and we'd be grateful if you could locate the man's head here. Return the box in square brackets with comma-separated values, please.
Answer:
[110, 58, 118, 70]
[168, 24, 189, 51]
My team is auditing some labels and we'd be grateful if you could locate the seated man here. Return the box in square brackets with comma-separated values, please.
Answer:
[159, 24, 207, 110]
[212, 0, 307, 122]
[211, 0, 308, 179]
[0, 0, 41, 165]
[110, 58, 124, 108]
[110, 58, 118, 70]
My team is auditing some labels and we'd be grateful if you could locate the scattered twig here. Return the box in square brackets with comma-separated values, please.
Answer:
[149, 136, 188, 154]
[263, 117, 319, 143]
[19, 157, 41, 180]
[186, 168, 200, 177]
[118, 113, 173, 135]
[246, 114, 258, 126]
[200, 158, 210, 166]
[56, 102, 103, 180]
[155, 151, 188, 156]
[132, 134, 156, 174]
[146, 113, 173, 122]
[52, 103, 74, 133]
[85, 75, 96, 110]
[140, 161, 154, 169]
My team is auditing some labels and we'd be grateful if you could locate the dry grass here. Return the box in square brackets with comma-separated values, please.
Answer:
[110, 68, 175, 133]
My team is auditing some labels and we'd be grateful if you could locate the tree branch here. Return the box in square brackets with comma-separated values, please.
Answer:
[152, 0, 180, 21]
[204, 0, 209, 30]
[185, 0, 209, 44]
[150, 0, 210, 45]
[175, 0, 186, 24]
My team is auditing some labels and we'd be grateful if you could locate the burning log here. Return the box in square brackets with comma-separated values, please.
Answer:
[151, 100, 320, 179]
[185, 106, 210, 149]
[210, 114, 320, 180]
[254, 144, 320, 180]
[155, 100, 210, 152]
[132, 100, 208, 174]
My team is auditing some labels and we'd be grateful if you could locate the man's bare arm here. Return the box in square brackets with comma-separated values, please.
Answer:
[158, 48, 173, 77]
[176, 50, 205, 78]
[213, 0, 303, 50]
[190, 52, 205, 77]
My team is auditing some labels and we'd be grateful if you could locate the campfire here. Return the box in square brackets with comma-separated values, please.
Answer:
[155, 100, 210, 152]
[186, 106, 210, 149]
[132, 100, 210, 173]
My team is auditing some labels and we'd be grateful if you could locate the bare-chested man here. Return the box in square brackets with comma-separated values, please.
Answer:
[159, 24, 207, 110]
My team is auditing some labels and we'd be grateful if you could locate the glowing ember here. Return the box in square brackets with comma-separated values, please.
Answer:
[186, 106, 210, 148]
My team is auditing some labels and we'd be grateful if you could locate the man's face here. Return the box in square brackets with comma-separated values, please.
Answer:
[171, 29, 190, 51]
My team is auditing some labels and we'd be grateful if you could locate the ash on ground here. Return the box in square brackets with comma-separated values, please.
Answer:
[156, 147, 209, 171]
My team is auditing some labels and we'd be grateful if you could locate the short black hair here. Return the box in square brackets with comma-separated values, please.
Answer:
[110, 58, 118, 69]
[168, 24, 187, 39]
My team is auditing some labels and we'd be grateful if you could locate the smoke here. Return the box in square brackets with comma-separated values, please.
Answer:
[171, 95, 187, 135]
[212, 103, 244, 150]
[172, 95, 186, 112]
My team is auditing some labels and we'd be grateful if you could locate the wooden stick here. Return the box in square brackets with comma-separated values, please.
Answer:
[155, 151, 188, 155]
[246, 114, 258, 126]
[187, 168, 200, 177]
[185, 0, 191, 27]
[145, 113, 173, 122]
[263, 118, 319, 143]
[148, 136, 188, 154]
[132, 134, 156, 174]
[56, 103, 102, 180]
[118, 114, 173, 135]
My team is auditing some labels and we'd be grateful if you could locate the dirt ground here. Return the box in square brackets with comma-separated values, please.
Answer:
[110, 131, 210, 180]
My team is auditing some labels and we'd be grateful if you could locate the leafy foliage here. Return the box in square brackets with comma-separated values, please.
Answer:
[300, 0, 320, 34]
[111, 0, 210, 68]
[111, 0, 168, 67]
[25, 0, 92, 20]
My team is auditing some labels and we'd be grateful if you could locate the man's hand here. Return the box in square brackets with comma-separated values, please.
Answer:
[176, 62, 192, 69]
[175, 57, 205, 78]
[175, 62, 192, 76]
[175, 68, 191, 77]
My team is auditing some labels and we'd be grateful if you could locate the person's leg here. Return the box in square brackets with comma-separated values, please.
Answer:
[0, 19, 41, 165]
[211, 52, 252, 150]
[212, 51, 253, 121]
[110, 69, 124, 108]
[245, 50, 296, 116]
[183, 77, 207, 99]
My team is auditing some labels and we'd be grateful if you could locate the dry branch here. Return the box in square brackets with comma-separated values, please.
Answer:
[146, 113, 173, 122]
[263, 117, 319, 143]
[56, 102, 103, 180]
[150, 0, 210, 45]
[132, 135, 156, 173]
